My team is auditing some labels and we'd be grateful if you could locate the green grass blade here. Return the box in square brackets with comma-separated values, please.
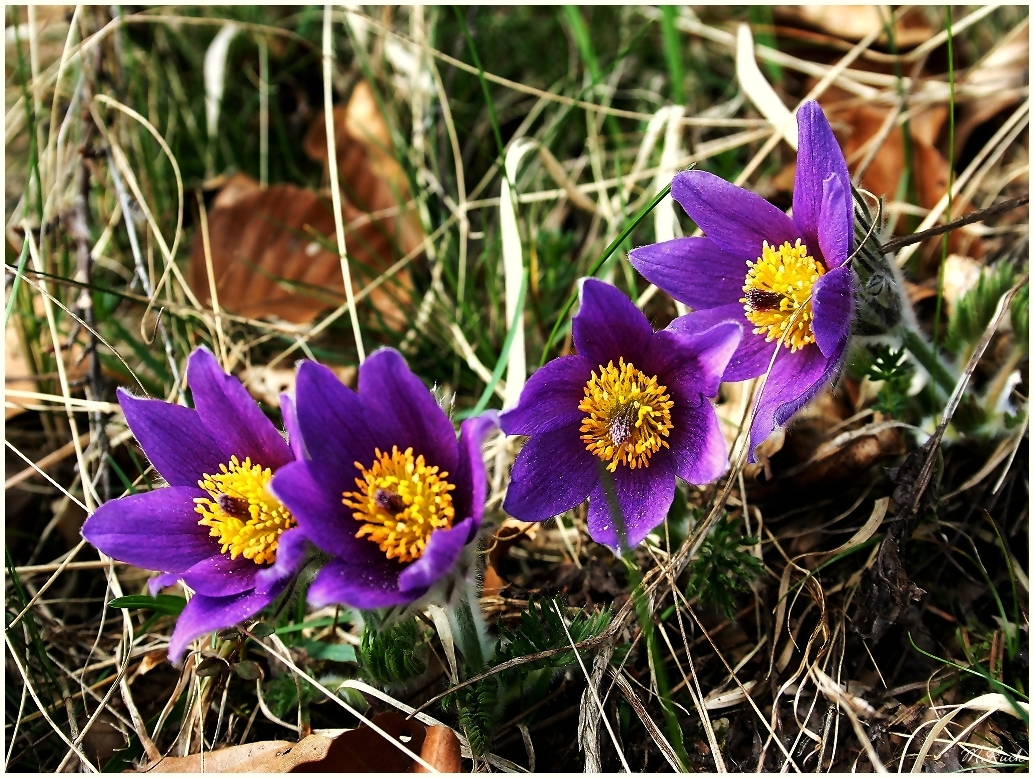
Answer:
[660, 7, 685, 105]
[540, 181, 673, 367]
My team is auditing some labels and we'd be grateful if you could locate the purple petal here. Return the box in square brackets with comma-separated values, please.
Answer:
[168, 588, 280, 665]
[307, 557, 411, 609]
[646, 322, 742, 398]
[280, 393, 306, 461]
[180, 554, 257, 597]
[817, 174, 852, 269]
[271, 461, 384, 564]
[793, 101, 851, 260]
[667, 395, 728, 485]
[294, 361, 377, 493]
[500, 355, 592, 436]
[187, 348, 293, 471]
[255, 527, 310, 596]
[148, 572, 182, 595]
[811, 265, 854, 358]
[573, 279, 654, 369]
[628, 237, 747, 309]
[672, 171, 801, 261]
[586, 459, 675, 550]
[668, 306, 777, 383]
[118, 389, 231, 487]
[451, 412, 499, 543]
[358, 348, 458, 474]
[81, 487, 214, 572]
[503, 425, 597, 522]
[397, 517, 474, 594]
[748, 346, 842, 461]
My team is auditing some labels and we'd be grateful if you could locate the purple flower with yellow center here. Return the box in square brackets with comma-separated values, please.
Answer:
[270, 349, 497, 608]
[500, 279, 740, 550]
[629, 101, 855, 458]
[81, 348, 307, 663]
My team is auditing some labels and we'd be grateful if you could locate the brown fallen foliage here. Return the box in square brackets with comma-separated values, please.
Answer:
[138, 734, 334, 773]
[189, 80, 422, 326]
[138, 712, 462, 773]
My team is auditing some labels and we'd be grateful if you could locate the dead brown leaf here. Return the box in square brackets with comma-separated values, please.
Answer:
[955, 20, 1029, 156]
[303, 80, 424, 256]
[291, 711, 426, 773]
[776, 6, 933, 48]
[239, 363, 356, 408]
[189, 81, 424, 327]
[413, 726, 463, 774]
[138, 734, 334, 773]
[482, 564, 507, 598]
[138, 712, 443, 773]
[188, 180, 411, 327]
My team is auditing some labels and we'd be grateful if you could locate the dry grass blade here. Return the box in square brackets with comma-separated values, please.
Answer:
[554, 601, 630, 772]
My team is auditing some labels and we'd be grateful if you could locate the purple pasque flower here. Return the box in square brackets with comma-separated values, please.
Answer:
[81, 348, 307, 663]
[500, 279, 740, 550]
[629, 101, 855, 459]
[270, 349, 498, 610]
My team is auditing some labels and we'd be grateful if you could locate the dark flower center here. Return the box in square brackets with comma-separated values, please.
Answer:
[578, 358, 674, 471]
[343, 446, 456, 563]
[607, 403, 638, 448]
[194, 455, 296, 566]
[740, 239, 825, 352]
[374, 488, 407, 515]
[216, 494, 251, 519]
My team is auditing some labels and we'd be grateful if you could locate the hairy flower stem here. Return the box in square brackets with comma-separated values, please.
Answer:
[624, 558, 689, 771]
[898, 325, 958, 397]
[448, 556, 492, 673]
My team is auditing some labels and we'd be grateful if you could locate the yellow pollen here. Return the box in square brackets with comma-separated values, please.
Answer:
[740, 239, 826, 353]
[194, 456, 296, 565]
[578, 359, 674, 472]
[344, 446, 456, 564]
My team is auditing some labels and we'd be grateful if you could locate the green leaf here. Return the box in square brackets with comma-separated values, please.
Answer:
[945, 262, 1017, 355]
[249, 621, 275, 639]
[685, 515, 765, 620]
[1010, 282, 1028, 351]
[235, 660, 262, 680]
[108, 594, 186, 616]
[357, 617, 426, 685]
[197, 656, 228, 677]
[298, 640, 357, 664]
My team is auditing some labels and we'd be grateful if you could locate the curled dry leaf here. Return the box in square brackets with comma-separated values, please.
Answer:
[955, 20, 1029, 156]
[775, 6, 933, 47]
[239, 362, 356, 408]
[138, 734, 334, 773]
[189, 179, 412, 327]
[748, 392, 907, 500]
[303, 80, 424, 259]
[189, 81, 423, 327]
[291, 711, 426, 773]
[413, 726, 463, 774]
[138, 712, 449, 773]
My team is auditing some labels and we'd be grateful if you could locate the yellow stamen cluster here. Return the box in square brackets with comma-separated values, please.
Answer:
[579, 359, 674, 471]
[194, 456, 295, 565]
[741, 239, 826, 352]
[344, 446, 456, 563]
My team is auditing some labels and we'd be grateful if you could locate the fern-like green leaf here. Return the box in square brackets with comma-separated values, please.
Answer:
[685, 515, 765, 619]
[496, 598, 611, 677]
[946, 262, 1017, 355]
[357, 618, 426, 686]
[1010, 282, 1028, 352]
